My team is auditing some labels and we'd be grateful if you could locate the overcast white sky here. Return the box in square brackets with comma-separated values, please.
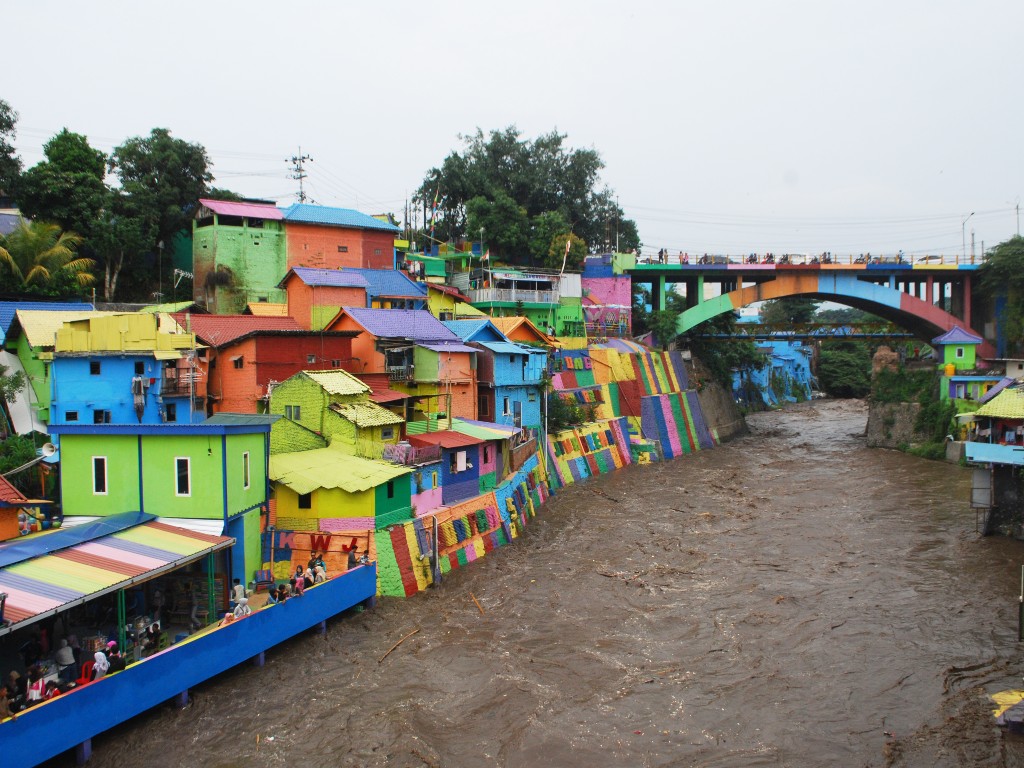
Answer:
[6, 1, 1022, 258]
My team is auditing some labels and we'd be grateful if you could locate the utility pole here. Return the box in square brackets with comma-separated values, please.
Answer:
[288, 147, 312, 203]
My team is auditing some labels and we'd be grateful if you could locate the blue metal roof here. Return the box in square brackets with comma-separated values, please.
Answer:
[282, 204, 400, 232]
[283, 267, 369, 289]
[442, 319, 508, 343]
[932, 326, 983, 345]
[0, 212, 20, 237]
[341, 268, 426, 300]
[0, 300, 93, 343]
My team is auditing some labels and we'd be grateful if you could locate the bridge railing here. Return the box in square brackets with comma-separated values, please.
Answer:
[635, 252, 986, 266]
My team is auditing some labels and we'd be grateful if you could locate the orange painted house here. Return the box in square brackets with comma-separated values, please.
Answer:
[279, 267, 368, 330]
[283, 203, 399, 271]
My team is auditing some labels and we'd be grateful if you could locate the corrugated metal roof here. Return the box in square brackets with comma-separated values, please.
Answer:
[269, 445, 411, 495]
[247, 302, 289, 317]
[451, 418, 522, 441]
[15, 310, 121, 349]
[980, 377, 1015, 404]
[489, 316, 552, 343]
[931, 326, 984, 345]
[0, 516, 233, 635]
[442, 319, 508, 342]
[477, 340, 532, 356]
[329, 401, 404, 427]
[357, 374, 408, 404]
[338, 268, 426, 300]
[282, 203, 400, 232]
[198, 198, 284, 220]
[172, 313, 303, 346]
[281, 267, 369, 289]
[203, 413, 281, 426]
[340, 308, 459, 342]
[975, 387, 1024, 419]
[426, 283, 471, 301]
[301, 369, 370, 396]
[407, 430, 484, 448]
[417, 342, 478, 354]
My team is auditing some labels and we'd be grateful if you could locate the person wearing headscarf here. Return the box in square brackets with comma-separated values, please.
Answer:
[313, 564, 327, 583]
[55, 638, 77, 682]
[232, 597, 251, 618]
[92, 650, 110, 680]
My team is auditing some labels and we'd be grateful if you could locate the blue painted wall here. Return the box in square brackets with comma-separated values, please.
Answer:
[51, 355, 202, 427]
[440, 444, 481, 505]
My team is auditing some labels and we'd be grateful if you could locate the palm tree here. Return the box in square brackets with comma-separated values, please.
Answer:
[0, 218, 95, 291]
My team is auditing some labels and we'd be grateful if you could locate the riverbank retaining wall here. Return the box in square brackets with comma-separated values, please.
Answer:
[370, 345, 744, 598]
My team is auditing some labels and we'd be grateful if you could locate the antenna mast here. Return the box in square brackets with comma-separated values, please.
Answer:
[288, 147, 313, 202]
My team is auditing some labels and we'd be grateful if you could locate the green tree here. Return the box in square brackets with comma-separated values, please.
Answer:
[760, 297, 819, 325]
[91, 207, 147, 302]
[817, 342, 871, 398]
[979, 235, 1024, 351]
[0, 219, 94, 294]
[529, 210, 570, 259]
[417, 126, 640, 260]
[650, 309, 681, 350]
[815, 306, 879, 324]
[17, 129, 109, 238]
[0, 99, 20, 200]
[108, 128, 213, 295]
[0, 433, 48, 496]
[683, 312, 764, 385]
[466, 192, 529, 260]
[545, 232, 587, 272]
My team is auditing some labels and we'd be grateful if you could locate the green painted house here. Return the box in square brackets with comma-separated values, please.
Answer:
[49, 414, 276, 590]
[192, 198, 288, 314]
[269, 369, 403, 457]
[932, 326, 983, 372]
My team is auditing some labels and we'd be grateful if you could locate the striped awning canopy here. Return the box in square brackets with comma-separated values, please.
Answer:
[0, 513, 233, 636]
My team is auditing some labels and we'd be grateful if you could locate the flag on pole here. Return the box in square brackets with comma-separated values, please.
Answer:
[429, 187, 440, 239]
[482, 250, 490, 262]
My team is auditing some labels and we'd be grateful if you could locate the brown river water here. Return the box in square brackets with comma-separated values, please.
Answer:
[50, 399, 1024, 767]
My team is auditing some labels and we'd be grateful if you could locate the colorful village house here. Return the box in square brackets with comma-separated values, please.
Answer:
[191, 198, 287, 314]
[328, 308, 478, 422]
[49, 414, 275, 607]
[49, 312, 203, 428]
[931, 326, 994, 402]
[466, 268, 585, 337]
[282, 203, 400, 272]
[0, 301, 92, 434]
[5, 309, 122, 425]
[0, 474, 53, 541]
[268, 442, 413, 577]
[424, 282, 483, 321]
[279, 267, 368, 330]
[581, 254, 633, 340]
[406, 429, 485, 506]
[174, 314, 360, 415]
[489, 315, 556, 347]
[443, 319, 547, 429]
[268, 369, 403, 457]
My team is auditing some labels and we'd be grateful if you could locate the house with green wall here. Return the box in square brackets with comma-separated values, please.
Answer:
[192, 198, 288, 314]
[49, 414, 276, 590]
[268, 369, 403, 457]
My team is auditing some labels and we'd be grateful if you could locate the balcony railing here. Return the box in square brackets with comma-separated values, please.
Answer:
[467, 288, 558, 305]
[387, 365, 414, 382]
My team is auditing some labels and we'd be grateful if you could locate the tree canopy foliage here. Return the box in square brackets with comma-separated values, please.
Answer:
[0, 99, 20, 199]
[417, 127, 640, 263]
[760, 297, 819, 325]
[979, 235, 1024, 350]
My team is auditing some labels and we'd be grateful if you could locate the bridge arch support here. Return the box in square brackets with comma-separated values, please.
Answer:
[677, 272, 995, 357]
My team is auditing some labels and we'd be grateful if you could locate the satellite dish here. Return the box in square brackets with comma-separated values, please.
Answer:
[40, 443, 56, 457]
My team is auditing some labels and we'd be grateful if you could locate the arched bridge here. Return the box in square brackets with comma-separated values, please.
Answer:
[625, 257, 995, 357]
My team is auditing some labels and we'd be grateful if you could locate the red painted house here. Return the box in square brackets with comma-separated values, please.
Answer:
[173, 314, 361, 414]
[282, 204, 399, 271]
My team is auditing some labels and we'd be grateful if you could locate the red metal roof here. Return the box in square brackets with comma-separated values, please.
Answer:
[407, 430, 484, 448]
[0, 475, 26, 504]
[427, 283, 471, 302]
[357, 374, 409, 404]
[172, 313, 303, 346]
[199, 198, 284, 220]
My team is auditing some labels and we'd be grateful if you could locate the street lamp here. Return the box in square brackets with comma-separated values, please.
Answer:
[961, 212, 974, 262]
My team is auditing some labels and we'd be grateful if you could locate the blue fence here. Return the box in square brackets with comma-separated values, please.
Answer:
[4, 565, 377, 768]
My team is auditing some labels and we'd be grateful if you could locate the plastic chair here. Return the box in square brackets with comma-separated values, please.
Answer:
[76, 660, 94, 686]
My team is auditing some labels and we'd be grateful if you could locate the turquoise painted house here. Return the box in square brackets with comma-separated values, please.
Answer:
[49, 414, 276, 591]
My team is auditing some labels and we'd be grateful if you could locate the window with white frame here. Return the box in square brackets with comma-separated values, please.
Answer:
[243, 451, 250, 489]
[93, 457, 107, 495]
[175, 457, 191, 496]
